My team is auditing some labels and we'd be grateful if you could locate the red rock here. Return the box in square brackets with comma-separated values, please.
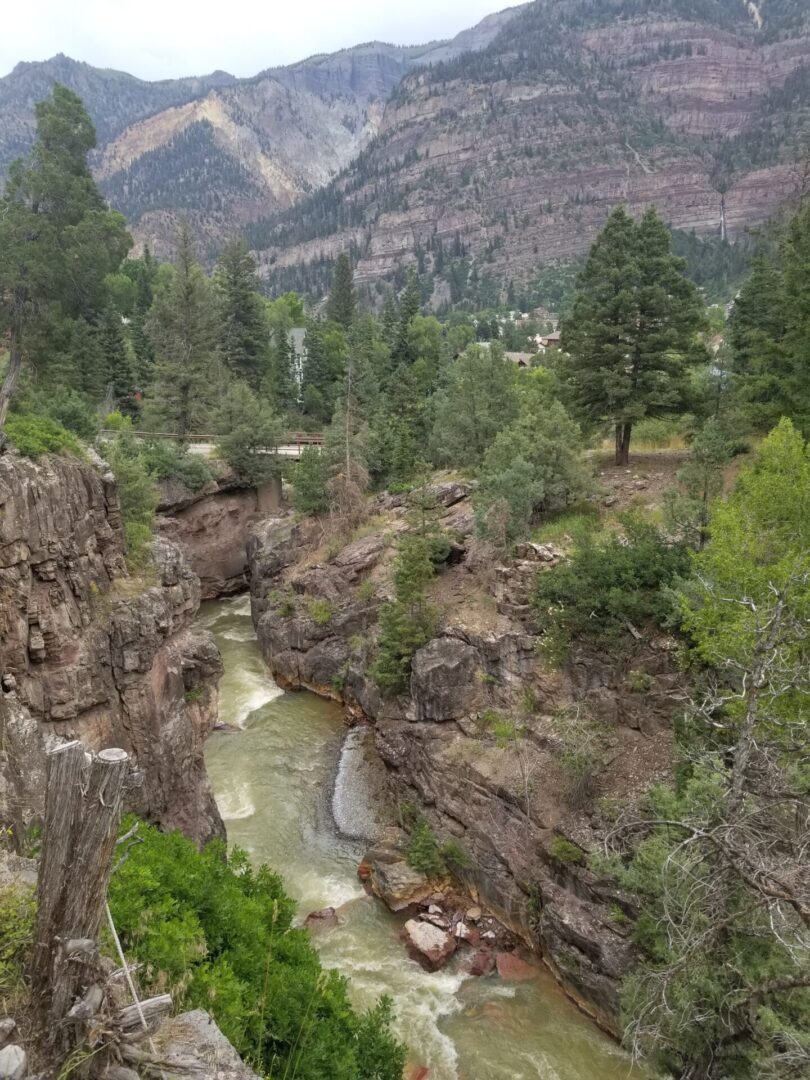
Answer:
[304, 907, 338, 931]
[495, 951, 541, 981]
[406, 1067, 430, 1080]
[402, 919, 457, 971]
[464, 949, 495, 977]
[459, 926, 480, 947]
[357, 861, 372, 881]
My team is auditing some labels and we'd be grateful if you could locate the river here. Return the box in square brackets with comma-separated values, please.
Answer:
[200, 594, 640, 1080]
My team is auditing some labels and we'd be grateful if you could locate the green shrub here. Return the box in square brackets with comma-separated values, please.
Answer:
[533, 514, 689, 658]
[4, 413, 81, 458]
[108, 819, 405, 1080]
[140, 439, 213, 492]
[548, 836, 585, 866]
[291, 446, 331, 515]
[184, 687, 204, 704]
[356, 578, 376, 602]
[104, 437, 159, 569]
[439, 839, 474, 872]
[306, 597, 334, 626]
[406, 820, 445, 878]
[627, 669, 653, 693]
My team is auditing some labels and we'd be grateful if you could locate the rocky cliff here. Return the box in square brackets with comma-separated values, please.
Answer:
[246, 483, 678, 1027]
[0, 13, 517, 258]
[0, 449, 223, 845]
[156, 464, 281, 599]
[254, 0, 810, 298]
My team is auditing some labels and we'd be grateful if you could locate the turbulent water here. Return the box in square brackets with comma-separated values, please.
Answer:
[200, 594, 641, 1080]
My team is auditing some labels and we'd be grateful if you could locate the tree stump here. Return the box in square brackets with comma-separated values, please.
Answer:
[31, 743, 130, 1044]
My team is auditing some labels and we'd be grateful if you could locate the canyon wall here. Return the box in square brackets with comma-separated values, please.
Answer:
[246, 487, 677, 1028]
[0, 450, 223, 845]
[156, 466, 281, 599]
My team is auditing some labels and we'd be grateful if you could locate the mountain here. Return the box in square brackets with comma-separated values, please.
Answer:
[0, 10, 520, 258]
[248, 0, 810, 302]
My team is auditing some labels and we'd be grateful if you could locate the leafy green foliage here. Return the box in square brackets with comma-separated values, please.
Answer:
[406, 820, 445, 878]
[4, 413, 81, 458]
[104, 436, 159, 568]
[615, 421, 810, 1079]
[291, 446, 331, 515]
[548, 836, 585, 867]
[215, 381, 283, 487]
[108, 819, 406, 1080]
[475, 394, 589, 548]
[138, 439, 213, 492]
[533, 515, 689, 657]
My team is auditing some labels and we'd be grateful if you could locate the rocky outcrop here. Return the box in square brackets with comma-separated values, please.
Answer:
[402, 919, 457, 971]
[154, 1010, 261, 1079]
[246, 488, 677, 1029]
[0, 450, 223, 845]
[157, 465, 281, 599]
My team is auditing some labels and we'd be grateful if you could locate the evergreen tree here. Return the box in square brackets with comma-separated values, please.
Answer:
[214, 239, 269, 388]
[300, 319, 347, 424]
[98, 305, 135, 404]
[429, 344, 518, 468]
[0, 85, 130, 426]
[146, 224, 218, 436]
[562, 206, 703, 465]
[780, 199, 810, 434]
[325, 252, 355, 329]
[265, 325, 298, 413]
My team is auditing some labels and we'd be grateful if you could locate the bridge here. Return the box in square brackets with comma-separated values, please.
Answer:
[100, 430, 324, 459]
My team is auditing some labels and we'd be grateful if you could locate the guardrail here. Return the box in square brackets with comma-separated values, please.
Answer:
[99, 429, 324, 446]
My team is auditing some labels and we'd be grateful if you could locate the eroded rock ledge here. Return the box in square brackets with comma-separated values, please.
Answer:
[247, 486, 679, 1029]
[0, 450, 223, 845]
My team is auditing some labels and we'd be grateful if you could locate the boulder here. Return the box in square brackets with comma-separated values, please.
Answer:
[464, 949, 496, 977]
[304, 907, 338, 931]
[0, 1023, 14, 1050]
[154, 1009, 260, 1079]
[403, 919, 457, 972]
[495, 951, 541, 981]
[364, 836, 434, 912]
[465, 906, 482, 922]
[0, 1045, 26, 1080]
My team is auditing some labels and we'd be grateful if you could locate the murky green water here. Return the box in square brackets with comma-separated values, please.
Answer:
[200, 594, 640, 1080]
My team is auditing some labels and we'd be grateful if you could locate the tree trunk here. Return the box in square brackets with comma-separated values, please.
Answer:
[32, 743, 131, 1042]
[0, 313, 24, 430]
[614, 421, 632, 466]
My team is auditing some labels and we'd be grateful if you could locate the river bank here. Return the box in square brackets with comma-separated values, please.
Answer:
[200, 594, 640, 1080]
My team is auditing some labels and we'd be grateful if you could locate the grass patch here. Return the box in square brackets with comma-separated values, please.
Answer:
[532, 503, 599, 545]
[306, 597, 334, 626]
[548, 836, 585, 866]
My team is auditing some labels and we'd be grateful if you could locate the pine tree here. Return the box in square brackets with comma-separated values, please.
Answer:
[214, 239, 269, 388]
[562, 206, 703, 465]
[325, 253, 355, 329]
[0, 85, 130, 426]
[146, 224, 218, 436]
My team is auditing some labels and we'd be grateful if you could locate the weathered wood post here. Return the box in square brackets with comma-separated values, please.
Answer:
[32, 742, 130, 1043]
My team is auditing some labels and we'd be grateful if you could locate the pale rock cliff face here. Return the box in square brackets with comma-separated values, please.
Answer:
[0, 450, 223, 844]
[246, 489, 676, 1027]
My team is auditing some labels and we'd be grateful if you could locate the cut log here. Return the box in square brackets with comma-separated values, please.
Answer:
[117, 994, 173, 1035]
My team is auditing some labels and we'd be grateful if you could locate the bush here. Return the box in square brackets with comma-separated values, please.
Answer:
[548, 836, 585, 866]
[140, 439, 213, 492]
[105, 437, 159, 569]
[4, 413, 81, 458]
[533, 514, 689, 657]
[306, 597, 334, 625]
[108, 819, 406, 1080]
[291, 446, 331, 515]
[406, 820, 445, 878]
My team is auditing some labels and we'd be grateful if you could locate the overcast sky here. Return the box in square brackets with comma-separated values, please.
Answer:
[2, 0, 510, 80]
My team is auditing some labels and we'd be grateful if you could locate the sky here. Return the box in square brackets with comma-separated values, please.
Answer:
[1, 0, 510, 81]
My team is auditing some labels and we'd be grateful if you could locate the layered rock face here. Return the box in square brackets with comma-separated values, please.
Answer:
[156, 466, 281, 600]
[0, 451, 223, 844]
[259, 2, 810, 292]
[247, 487, 676, 1028]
